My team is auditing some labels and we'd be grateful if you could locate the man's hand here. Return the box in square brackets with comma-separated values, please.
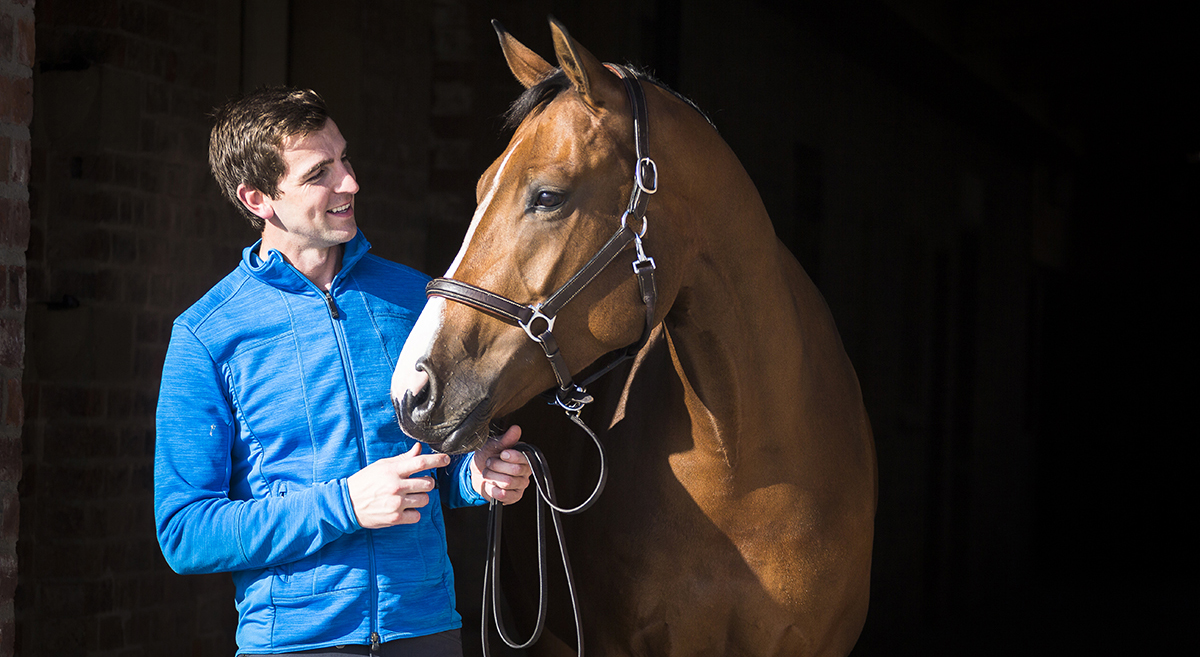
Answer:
[347, 443, 450, 529]
[471, 425, 532, 505]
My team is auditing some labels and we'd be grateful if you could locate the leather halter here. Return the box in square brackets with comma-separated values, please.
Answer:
[425, 64, 658, 415]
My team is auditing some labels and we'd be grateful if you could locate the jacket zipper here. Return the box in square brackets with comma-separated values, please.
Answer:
[322, 289, 339, 318]
[318, 280, 381, 648]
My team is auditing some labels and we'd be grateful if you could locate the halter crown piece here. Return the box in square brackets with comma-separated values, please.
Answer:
[425, 65, 659, 657]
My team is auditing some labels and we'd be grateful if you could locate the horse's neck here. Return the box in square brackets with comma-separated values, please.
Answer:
[661, 202, 813, 469]
[657, 152, 854, 472]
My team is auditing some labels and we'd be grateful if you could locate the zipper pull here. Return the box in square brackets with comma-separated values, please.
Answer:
[322, 290, 340, 319]
[370, 631, 381, 654]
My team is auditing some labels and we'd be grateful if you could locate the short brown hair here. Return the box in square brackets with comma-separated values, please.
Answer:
[208, 87, 330, 231]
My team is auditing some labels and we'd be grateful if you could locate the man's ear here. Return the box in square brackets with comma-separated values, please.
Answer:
[237, 183, 275, 222]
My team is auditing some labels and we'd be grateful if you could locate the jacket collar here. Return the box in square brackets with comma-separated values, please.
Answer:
[240, 230, 372, 294]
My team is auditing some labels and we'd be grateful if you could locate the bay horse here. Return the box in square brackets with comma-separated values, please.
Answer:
[392, 18, 877, 657]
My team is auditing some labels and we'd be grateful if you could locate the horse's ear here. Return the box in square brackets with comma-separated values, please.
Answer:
[493, 20, 554, 89]
[548, 16, 619, 112]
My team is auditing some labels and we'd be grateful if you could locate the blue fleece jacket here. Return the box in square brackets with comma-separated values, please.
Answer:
[154, 232, 484, 654]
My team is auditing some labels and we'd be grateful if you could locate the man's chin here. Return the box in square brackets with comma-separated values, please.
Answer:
[325, 224, 358, 244]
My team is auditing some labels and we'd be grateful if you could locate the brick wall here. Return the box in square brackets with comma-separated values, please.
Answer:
[1, 0, 33, 654]
[13, 1, 510, 654]
[18, 0, 243, 653]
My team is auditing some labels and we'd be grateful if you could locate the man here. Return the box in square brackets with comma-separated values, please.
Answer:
[154, 87, 531, 656]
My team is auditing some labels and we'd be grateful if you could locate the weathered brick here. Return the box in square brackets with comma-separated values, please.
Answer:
[0, 318, 22, 369]
[0, 14, 12, 61]
[1, 615, 13, 657]
[0, 199, 30, 249]
[8, 137, 30, 185]
[0, 75, 32, 124]
[6, 266, 24, 311]
[0, 488, 18, 538]
[15, 382, 33, 430]
[16, 15, 34, 68]
[0, 135, 9, 181]
[20, 262, 42, 305]
[0, 553, 16, 602]
[4, 379, 21, 427]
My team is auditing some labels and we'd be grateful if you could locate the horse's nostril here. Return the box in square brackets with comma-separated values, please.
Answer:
[408, 369, 430, 404]
[411, 383, 429, 408]
[401, 361, 437, 420]
[398, 386, 432, 427]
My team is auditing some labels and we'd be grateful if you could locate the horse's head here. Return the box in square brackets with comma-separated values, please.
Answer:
[391, 18, 689, 454]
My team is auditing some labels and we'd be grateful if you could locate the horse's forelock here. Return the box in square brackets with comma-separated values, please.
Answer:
[504, 69, 570, 131]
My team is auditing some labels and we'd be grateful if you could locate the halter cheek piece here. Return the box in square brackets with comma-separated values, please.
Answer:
[426, 66, 658, 657]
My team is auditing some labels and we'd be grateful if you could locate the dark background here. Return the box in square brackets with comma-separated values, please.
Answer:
[7, 0, 1191, 654]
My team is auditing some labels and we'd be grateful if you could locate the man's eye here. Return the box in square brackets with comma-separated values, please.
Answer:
[534, 190, 564, 208]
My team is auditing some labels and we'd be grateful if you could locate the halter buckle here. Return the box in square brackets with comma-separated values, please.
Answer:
[636, 157, 658, 195]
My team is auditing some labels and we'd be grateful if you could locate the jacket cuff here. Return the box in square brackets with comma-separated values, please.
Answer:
[449, 454, 487, 508]
[335, 478, 364, 531]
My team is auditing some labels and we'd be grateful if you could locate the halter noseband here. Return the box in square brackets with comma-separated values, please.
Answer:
[425, 64, 658, 415]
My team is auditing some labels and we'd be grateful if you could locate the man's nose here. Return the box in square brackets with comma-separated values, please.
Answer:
[337, 164, 359, 194]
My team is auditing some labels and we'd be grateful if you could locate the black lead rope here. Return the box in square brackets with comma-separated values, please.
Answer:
[481, 414, 606, 657]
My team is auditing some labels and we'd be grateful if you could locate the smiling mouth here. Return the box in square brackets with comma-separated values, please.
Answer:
[329, 202, 352, 215]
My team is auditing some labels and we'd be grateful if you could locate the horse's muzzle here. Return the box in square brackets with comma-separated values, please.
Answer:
[393, 359, 493, 454]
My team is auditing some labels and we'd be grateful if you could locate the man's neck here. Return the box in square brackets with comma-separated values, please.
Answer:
[259, 233, 345, 290]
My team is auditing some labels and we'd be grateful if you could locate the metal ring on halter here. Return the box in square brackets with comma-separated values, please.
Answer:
[554, 385, 591, 415]
[520, 306, 555, 343]
[620, 210, 649, 238]
[635, 157, 658, 194]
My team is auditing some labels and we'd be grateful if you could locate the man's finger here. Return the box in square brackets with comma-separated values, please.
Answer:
[494, 424, 522, 449]
[485, 457, 527, 477]
[389, 443, 450, 477]
[396, 476, 437, 494]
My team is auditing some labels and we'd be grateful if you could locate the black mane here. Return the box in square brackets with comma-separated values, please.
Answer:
[503, 65, 714, 132]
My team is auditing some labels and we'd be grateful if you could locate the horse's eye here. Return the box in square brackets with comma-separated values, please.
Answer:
[534, 190, 565, 209]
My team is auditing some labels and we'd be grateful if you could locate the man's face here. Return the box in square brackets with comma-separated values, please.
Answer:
[262, 118, 359, 249]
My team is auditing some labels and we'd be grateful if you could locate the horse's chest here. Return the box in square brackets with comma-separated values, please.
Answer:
[572, 448, 808, 652]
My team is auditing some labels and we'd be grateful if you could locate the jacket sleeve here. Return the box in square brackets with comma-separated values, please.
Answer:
[442, 452, 487, 508]
[154, 323, 361, 575]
